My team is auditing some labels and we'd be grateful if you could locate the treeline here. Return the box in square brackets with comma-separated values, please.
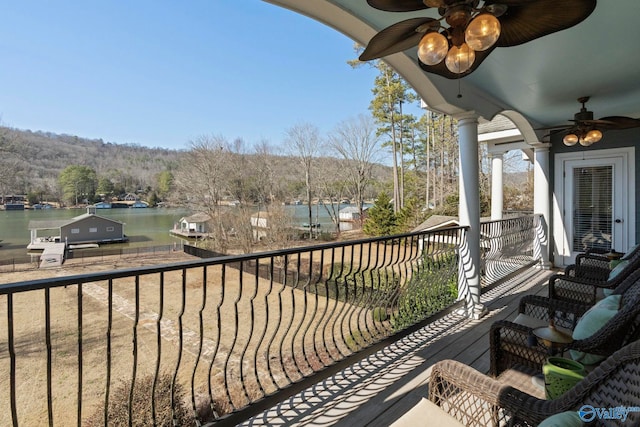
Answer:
[0, 127, 181, 201]
[0, 126, 392, 209]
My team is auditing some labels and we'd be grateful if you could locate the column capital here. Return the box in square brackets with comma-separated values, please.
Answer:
[531, 142, 552, 151]
[452, 110, 479, 122]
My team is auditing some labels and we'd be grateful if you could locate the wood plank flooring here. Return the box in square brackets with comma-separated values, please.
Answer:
[242, 266, 556, 427]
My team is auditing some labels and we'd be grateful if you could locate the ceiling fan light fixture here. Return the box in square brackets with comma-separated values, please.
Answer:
[418, 31, 449, 65]
[465, 13, 501, 51]
[445, 42, 475, 74]
[563, 133, 579, 146]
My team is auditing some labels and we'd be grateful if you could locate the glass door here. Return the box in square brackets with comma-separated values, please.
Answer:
[563, 157, 626, 263]
[571, 165, 613, 253]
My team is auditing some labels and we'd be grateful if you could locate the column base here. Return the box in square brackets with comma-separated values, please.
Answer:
[537, 260, 553, 270]
[455, 304, 488, 320]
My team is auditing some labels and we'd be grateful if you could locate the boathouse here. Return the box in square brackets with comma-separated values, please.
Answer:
[27, 209, 126, 249]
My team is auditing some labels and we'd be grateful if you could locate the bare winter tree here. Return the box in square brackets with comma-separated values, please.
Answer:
[315, 159, 350, 234]
[328, 115, 381, 225]
[173, 135, 232, 252]
[285, 123, 321, 238]
[0, 126, 22, 195]
[251, 140, 277, 208]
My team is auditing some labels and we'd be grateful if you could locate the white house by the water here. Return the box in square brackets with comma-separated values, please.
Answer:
[170, 212, 212, 238]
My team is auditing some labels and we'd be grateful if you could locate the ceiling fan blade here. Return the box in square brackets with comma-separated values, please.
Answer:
[535, 124, 572, 131]
[542, 127, 570, 139]
[366, 0, 430, 12]
[418, 45, 495, 79]
[597, 116, 640, 129]
[360, 18, 437, 61]
[495, 0, 596, 47]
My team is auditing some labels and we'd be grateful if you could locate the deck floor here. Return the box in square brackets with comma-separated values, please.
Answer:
[243, 266, 556, 427]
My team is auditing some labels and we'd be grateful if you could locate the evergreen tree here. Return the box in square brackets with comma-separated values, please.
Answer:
[363, 192, 396, 236]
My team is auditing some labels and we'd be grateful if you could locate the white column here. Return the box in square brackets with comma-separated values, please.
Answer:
[490, 153, 504, 221]
[533, 143, 552, 269]
[456, 112, 487, 319]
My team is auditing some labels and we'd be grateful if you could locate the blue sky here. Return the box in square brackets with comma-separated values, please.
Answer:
[0, 1, 395, 150]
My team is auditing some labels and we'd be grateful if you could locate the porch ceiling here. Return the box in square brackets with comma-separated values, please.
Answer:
[264, 0, 640, 140]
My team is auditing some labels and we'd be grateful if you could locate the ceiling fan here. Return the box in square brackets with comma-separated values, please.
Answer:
[359, 0, 597, 79]
[541, 97, 640, 146]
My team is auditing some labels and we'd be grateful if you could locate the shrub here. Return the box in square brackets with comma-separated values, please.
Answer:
[85, 374, 196, 427]
[392, 251, 458, 330]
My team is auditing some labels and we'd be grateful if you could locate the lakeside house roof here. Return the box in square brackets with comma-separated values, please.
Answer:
[180, 212, 211, 223]
[412, 215, 460, 233]
[339, 206, 368, 214]
[28, 212, 124, 230]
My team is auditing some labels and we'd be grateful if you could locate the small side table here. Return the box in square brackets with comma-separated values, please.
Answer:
[533, 321, 573, 356]
[605, 250, 624, 261]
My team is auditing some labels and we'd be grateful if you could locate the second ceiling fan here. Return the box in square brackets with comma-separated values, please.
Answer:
[541, 97, 640, 146]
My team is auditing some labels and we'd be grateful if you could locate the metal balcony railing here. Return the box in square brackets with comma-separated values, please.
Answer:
[0, 217, 540, 426]
[480, 214, 540, 287]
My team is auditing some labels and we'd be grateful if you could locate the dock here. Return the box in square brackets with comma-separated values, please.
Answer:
[39, 243, 66, 268]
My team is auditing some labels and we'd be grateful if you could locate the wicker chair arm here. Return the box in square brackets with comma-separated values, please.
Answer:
[518, 294, 590, 321]
[489, 320, 545, 377]
[576, 252, 610, 265]
[548, 274, 604, 304]
[429, 360, 567, 426]
[569, 255, 611, 281]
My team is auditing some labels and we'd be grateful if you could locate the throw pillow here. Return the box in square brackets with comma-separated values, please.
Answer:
[608, 260, 629, 280]
[569, 294, 621, 364]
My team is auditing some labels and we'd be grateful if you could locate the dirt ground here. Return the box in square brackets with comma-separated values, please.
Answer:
[0, 241, 404, 426]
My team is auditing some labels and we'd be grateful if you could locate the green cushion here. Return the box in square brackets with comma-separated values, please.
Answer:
[570, 294, 621, 365]
[538, 411, 583, 427]
[608, 260, 629, 280]
[609, 259, 623, 269]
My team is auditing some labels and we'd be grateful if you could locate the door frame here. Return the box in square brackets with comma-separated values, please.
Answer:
[553, 147, 635, 267]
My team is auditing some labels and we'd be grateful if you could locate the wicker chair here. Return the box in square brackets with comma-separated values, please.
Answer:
[490, 268, 640, 378]
[549, 247, 640, 305]
[429, 339, 640, 427]
[564, 244, 639, 278]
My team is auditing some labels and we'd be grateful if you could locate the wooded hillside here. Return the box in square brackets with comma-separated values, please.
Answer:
[0, 126, 393, 205]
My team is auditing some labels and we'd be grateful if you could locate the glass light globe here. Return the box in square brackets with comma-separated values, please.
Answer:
[418, 32, 449, 66]
[579, 137, 594, 147]
[563, 134, 579, 146]
[465, 13, 501, 51]
[584, 129, 603, 143]
[445, 43, 475, 74]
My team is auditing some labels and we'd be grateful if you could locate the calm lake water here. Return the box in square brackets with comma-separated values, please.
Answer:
[0, 204, 359, 260]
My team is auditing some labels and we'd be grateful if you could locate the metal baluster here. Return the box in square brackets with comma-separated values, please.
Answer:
[265, 257, 285, 389]
[128, 276, 140, 427]
[239, 259, 258, 404]
[45, 287, 53, 427]
[8, 293, 18, 427]
[207, 264, 225, 419]
[152, 272, 164, 425]
[289, 252, 308, 377]
[252, 258, 270, 395]
[104, 279, 113, 426]
[191, 266, 208, 425]
[171, 269, 187, 423]
[77, 283, 83, 427]
[224, 260, 244, 409]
